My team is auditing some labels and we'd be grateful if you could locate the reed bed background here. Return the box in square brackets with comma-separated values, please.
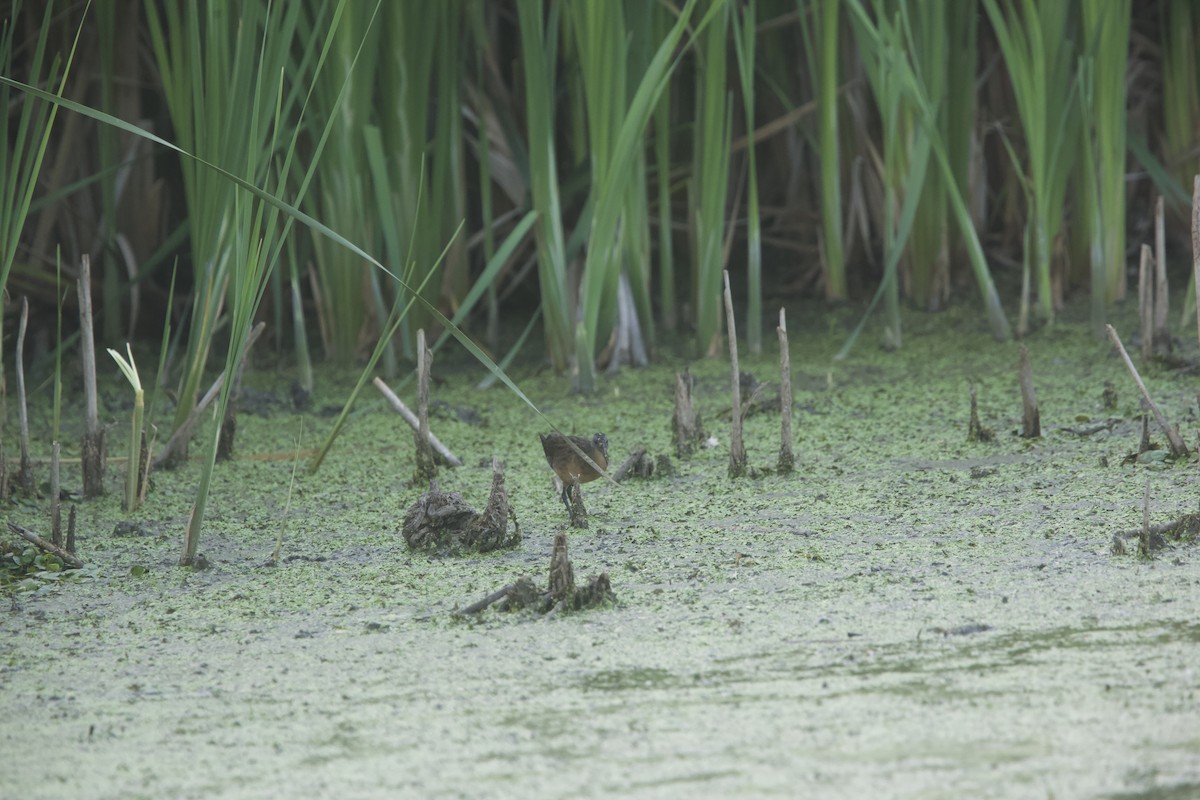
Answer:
[1, 0, 1196, 558]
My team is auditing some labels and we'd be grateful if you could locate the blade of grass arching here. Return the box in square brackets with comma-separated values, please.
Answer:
[1, 76, 415, 294]
[1128, 134, 1190, 208]
[366, 265, 399, 380]
[1081, 0, 1131, 305]
[517, 0, 573, 372]
[432, 211, 538, 353]
[5, 47, 548, 479]
[308, 150, 435, 475]
[477, 306, 543, 390]
[306, 220, 464, 474]
[732, 0, 762, 356]
[0, 76, 402, 286]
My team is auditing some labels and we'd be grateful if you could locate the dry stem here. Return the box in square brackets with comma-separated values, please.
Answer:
[1105, 324, 1189, 457]
[372, 378, 463, 467]
[724, 271, 747, 478]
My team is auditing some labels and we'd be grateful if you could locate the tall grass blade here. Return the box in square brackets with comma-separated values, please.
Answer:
[517, 0, 573, 372]
[1081, 0, 1131, 305]
[0, 0, 85, 401]
[983, 0, 1077, 326]
[732, 0, 763, 355]
[693, 0, 732, 357]
[799, 0, 846, 302]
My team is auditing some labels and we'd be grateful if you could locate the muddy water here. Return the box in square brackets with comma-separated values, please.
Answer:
[3, 306, 1198, 798]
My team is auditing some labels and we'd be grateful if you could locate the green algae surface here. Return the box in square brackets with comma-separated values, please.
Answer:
[3, 301, 1199, 799]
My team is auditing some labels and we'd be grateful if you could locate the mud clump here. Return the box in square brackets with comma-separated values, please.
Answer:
[402, 459, 518, 554]
[457, 533, 615, 616]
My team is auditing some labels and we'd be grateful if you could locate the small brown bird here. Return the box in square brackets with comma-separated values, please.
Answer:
[538, 432, 609, 511]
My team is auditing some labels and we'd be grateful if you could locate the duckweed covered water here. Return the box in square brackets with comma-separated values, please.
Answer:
[3, 302, 1199, 799]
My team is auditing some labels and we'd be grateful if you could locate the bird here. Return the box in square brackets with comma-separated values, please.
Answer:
[538, 432, 609, 512]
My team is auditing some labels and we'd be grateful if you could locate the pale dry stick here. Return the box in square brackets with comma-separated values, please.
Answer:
[1140, 481, 1151, 558]
[1018, 344, 1041, 438]
[414, 329, 436, 480]
[7, 520, 84, 569]
[269, 421, 304, 565]
[1105, 324, 1189, 457]
[724, 271, 747, 478]
[778, 308, 794, 473]
[457, 582, 520, 615]
[15, 297, 33, 494]
[1192, 176, 1200, 351]
[78, 255, 105, 497]
[154, 322, 266, 468]
[371, 377, 464, 466]
[1154, 196, 1170, 345]
[1138, 244, 1154, 361]
[66, 506, 76, 554]
[136, 429, 151, 504]
[50, 442, 61, 547]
